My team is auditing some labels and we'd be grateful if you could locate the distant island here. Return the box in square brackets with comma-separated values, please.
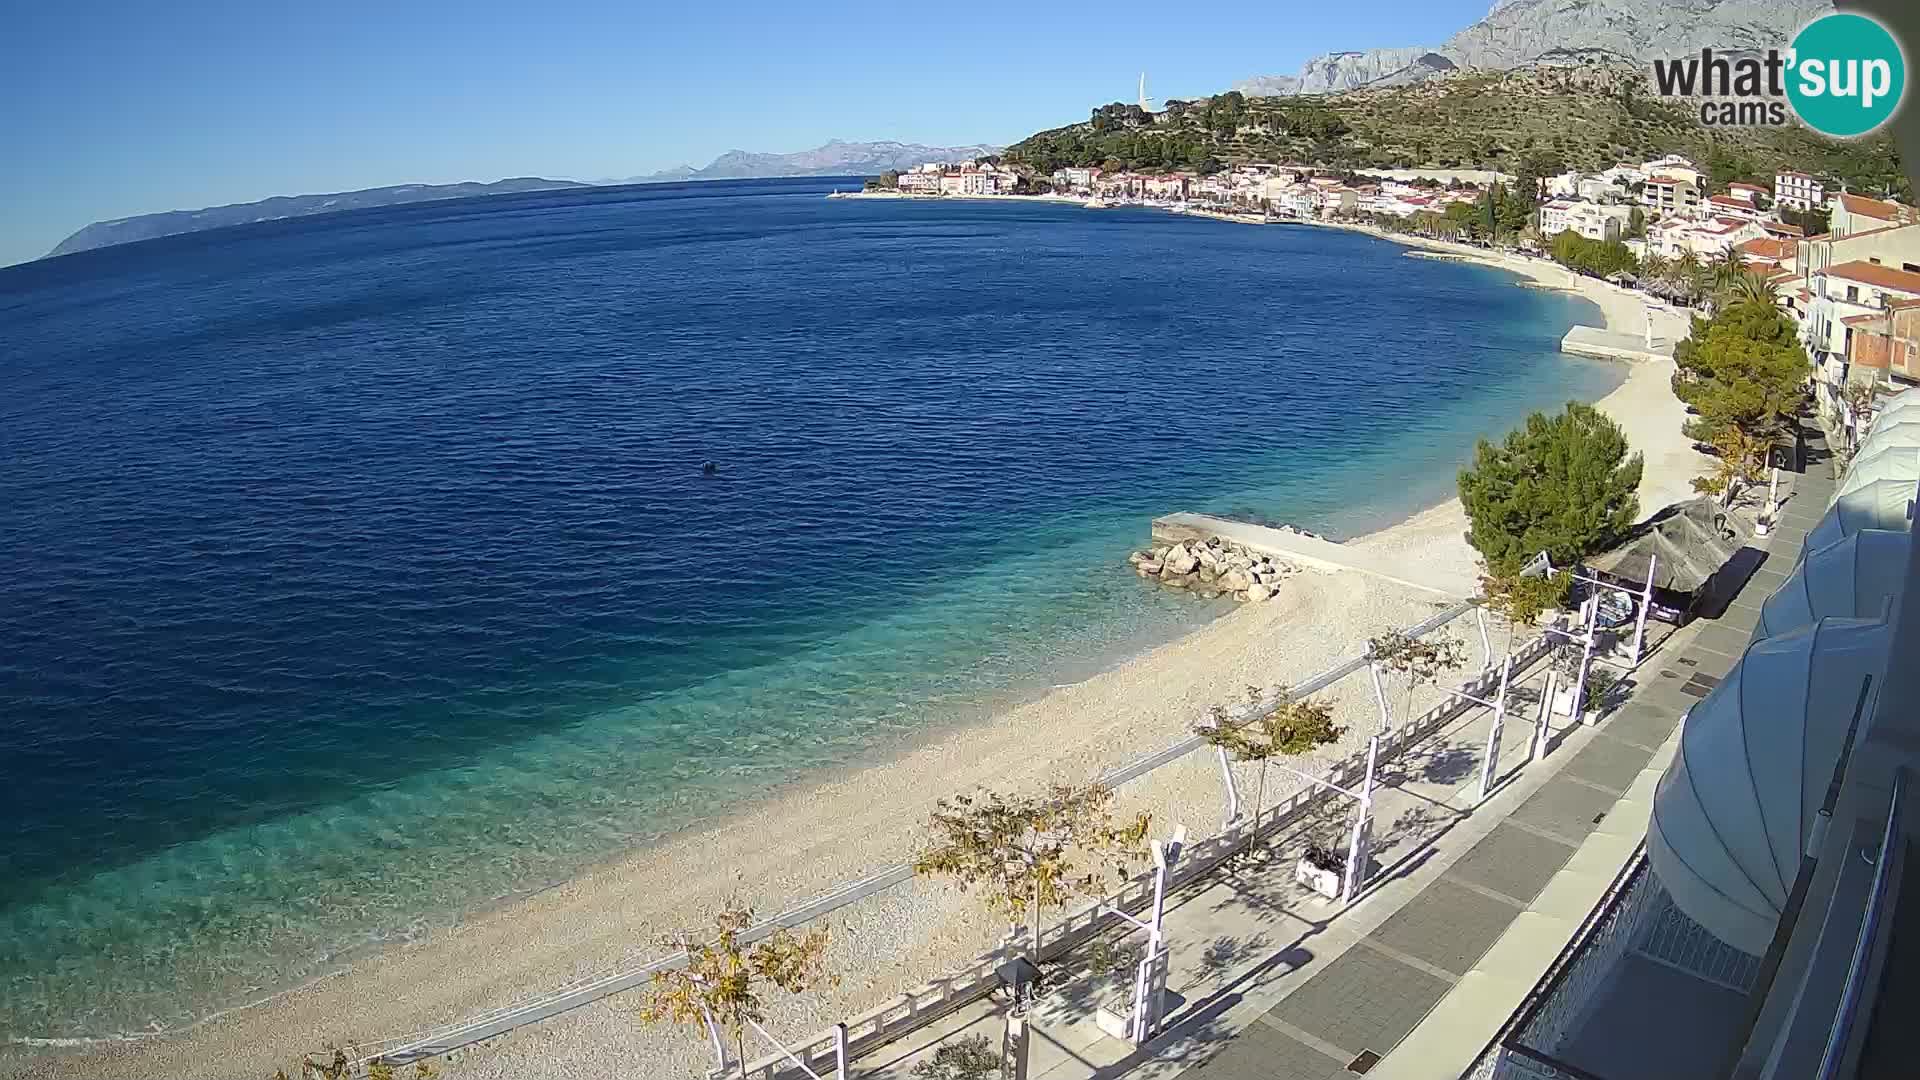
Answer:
[616, 139, 1003, 184]
[44, 142, 1005, 260]
[45, 178, 589, 259]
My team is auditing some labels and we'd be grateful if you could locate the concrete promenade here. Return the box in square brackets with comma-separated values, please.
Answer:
[851, 427, 1835, 1080]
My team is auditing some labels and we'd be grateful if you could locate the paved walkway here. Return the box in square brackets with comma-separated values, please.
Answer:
[850, 424, 1837, 1080]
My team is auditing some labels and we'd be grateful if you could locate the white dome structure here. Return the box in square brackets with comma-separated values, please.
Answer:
[1853, 417, 1920, 460]
[1804, 478, 1914, 553]
[1649, 618, 1891, 954]
[1836, 442, 1920, 502]
[1754, 530, 1908, 642]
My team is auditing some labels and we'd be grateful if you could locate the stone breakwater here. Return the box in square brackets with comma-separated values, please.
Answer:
[1126, 535, 1299, 602]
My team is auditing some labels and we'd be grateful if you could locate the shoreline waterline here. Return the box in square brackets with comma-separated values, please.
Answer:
[6, 211, 1696, 1080]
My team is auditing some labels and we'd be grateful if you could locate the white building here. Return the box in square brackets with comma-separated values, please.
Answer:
[1775, 170, 1826, 211]
[1704, 194, 1765, 222]
[1649, 215, 1768, 259]
[1540, 199, 1633, 242]
[1642, 174, 1702, 218]
[1578, 175, 1628, 203]
[1545, 170, 1583, 199]
[1640, 155, 1703, 189]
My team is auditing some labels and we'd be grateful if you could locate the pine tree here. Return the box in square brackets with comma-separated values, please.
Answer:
[1457, 403, 1645, 568]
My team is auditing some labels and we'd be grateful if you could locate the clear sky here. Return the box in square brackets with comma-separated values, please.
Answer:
[1, 0, 1494, 267]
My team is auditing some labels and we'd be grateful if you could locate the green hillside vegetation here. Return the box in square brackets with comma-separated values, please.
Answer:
[1005, 63, 1908, 200]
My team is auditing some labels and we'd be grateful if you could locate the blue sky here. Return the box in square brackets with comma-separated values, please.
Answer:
[1, 0, 1494, 266]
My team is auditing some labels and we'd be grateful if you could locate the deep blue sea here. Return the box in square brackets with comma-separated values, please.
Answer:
[0, 177, 1620, 1038]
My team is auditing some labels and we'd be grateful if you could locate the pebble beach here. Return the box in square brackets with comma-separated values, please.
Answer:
[8, 221, 1708, 1080]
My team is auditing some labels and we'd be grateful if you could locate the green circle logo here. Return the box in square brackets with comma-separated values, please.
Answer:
[1787, 13, 1906, 138]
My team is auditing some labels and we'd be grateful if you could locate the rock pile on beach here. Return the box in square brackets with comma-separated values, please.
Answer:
[1128, 536, 1297, 602]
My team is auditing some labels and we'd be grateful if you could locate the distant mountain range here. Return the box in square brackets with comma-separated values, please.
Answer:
[46, 178, 588, 259]
[1234, 0, 1832, 97]
[618, 139, 1003, 183]
[46, 141, 1002, 260]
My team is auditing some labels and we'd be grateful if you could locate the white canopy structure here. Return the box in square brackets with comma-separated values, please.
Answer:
[1649, 617, 1891, 954]
[1804, 478, 1915, 554]
[1872, 386, 1920, 418]
[1853, 417, 1920, 460]
[1836, 443, 1920, 502]
[1754, 530, 1908, 642]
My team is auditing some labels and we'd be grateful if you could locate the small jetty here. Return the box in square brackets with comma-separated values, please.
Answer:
[1151, 513, 1466, 597]
[1560, 325, 1673, 363]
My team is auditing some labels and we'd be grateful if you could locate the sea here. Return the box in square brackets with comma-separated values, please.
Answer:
[0, 177, 1622, 1040]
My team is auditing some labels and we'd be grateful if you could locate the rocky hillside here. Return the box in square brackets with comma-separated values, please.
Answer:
[1234, 0, 1833, 96]
[621, 140, 1002, 183]
[1008, 63, 1908, 200]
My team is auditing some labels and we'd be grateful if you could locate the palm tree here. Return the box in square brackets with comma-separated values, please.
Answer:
[1725, 268, 1776, 307]
[1671, 252, 1706, 306]
[1640, 252, 1671, 298]
[1711, 247, 1748, 292]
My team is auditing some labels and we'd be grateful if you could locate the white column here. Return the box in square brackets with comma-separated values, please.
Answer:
[834, 1024, 849, 1080]
[1477, 656, 1512, 803]
[1368, 658, 1393, 732]
[1630, 553, 1657, 667]
[1574, 612, 1598, 727]
[1532, 671, 1555, 762]
[1476, 607, 1494, 672]
[1215, 746, 1241, 829]
[1344, 736, 1381, 900]
[1003, 1013, 1031, 1080]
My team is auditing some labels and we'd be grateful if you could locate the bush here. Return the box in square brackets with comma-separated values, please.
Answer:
[1547, 230, 1639, 278]
[914, 1034, 1003, 1079]
[1458, 403, 1645, 569]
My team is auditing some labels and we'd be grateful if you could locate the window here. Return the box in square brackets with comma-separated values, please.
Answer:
[1848, 285, 1860, 302]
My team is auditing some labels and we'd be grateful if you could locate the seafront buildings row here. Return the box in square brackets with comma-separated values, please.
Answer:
[1033, 153, 1920, 458]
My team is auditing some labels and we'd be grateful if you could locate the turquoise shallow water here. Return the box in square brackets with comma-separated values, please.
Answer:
[0, 177, 1621, 1038]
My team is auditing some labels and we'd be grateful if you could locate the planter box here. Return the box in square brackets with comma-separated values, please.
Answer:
[1295, 859, 1342, 899]
[1552, 685, 1583, 719]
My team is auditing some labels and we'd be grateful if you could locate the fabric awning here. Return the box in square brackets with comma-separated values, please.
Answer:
[1804, 479, 1915, 555]
[1649, 617, 1891, 954]
[1838, 443, 1920, 502]
[1854, 417, 1920, 461]
[1755, 529, 1908, 642]
[1588, 497, 1743, 593]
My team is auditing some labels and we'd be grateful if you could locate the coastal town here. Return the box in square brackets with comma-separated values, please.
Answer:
[875, 151, 1920, 458]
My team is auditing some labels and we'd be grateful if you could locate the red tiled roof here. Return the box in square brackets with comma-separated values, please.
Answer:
[1739, 237, 1794, 260]
[1823, 260, 1920, 294]
[1647, 175, 1688, 185]
[1837, 192, 1915, 222]
[1845, 313, 1884, 327]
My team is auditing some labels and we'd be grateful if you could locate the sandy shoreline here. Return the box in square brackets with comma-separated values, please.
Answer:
[11, 223, 1707, 1080]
